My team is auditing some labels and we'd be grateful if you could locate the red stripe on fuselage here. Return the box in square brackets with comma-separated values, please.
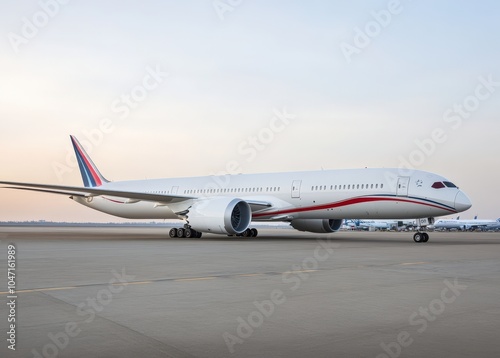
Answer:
[252, 196, 456, 218]
[102, 197, 126, 204]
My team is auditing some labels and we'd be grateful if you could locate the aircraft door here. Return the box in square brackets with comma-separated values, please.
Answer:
[291, 180, 302, 199]
[171, 186, 179, 195]
[396, 177, 410, 196]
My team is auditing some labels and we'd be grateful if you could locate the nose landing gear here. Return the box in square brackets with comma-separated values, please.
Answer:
[413, 218, 433, 243]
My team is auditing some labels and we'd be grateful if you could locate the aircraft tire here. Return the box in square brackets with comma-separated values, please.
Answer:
[413, 233, 423, 243]
[242, 228, 252, 237]
[422, 233, 429, 242]
[250, 228, 258, 237]
[169, 228, 177, 238]
[177, 228, 185, 238]
[185, 229, 193, 238]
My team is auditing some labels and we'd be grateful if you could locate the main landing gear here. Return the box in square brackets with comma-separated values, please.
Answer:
[169, 227, 202, 238]
[228, 228, 259, 238]
[169, 225, 259, 238]
[413, 232, 429, 243]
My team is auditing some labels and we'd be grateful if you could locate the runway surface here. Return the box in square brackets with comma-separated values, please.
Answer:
[1, 227, 500, 358]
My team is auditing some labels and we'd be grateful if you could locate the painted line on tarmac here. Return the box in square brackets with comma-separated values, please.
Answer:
[175, 277, 216, 282]
[0, 269, 324, 295]
[0, 286, 77, 294]
[112, 281, 153, 286]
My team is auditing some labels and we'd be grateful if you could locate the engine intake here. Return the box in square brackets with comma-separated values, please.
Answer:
[290, 219, 343, 233]
[188, 197, 251, 235]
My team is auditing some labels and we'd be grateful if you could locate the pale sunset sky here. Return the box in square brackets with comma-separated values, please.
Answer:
[1, 0, 499, 222]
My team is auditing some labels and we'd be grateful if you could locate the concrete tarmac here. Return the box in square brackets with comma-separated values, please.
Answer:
[1, 227, 500, 358]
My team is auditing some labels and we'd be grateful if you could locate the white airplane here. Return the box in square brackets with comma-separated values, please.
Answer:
[347, 219, 420, 231]
[488, 222, 500, 231]
[347, 219, 393, 230]
[0, 136, 472, 243]
[432, 216, 500, 231]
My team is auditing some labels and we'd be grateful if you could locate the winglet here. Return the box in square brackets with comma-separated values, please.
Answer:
[70, 135, 109, 187]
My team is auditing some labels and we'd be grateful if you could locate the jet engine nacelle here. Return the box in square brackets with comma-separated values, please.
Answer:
[290, 219, 343, 233]
[187, 197, 251, 235]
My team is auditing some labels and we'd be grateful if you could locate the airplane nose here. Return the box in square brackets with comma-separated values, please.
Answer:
[454, 191, 472, 212]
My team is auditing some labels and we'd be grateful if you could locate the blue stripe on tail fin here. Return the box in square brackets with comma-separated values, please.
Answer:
[70, 136, 109, 188]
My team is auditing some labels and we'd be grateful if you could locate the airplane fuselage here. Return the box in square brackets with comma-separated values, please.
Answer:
[73, 168, 469, 221]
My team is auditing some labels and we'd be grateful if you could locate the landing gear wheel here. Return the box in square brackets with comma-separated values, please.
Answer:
[242, 228, 252, 237]
[413, 233, 423, 243]
[170, 226, 203, 239]
[250, 228, 258, 237]
[422, 233, 429, 242]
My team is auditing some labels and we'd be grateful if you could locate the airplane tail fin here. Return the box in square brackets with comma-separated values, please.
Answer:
[70, 135, 109, 187]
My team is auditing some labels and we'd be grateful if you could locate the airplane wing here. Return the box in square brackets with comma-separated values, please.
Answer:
[2, 186, 89, 197]
[0, 181, 196, 204]
[0, 181, 274, 211]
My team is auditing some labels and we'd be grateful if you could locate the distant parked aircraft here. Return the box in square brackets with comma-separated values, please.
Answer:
[431, 216, 500, 231]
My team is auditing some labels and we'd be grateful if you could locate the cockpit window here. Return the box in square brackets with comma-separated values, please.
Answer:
[443, 181, 457, 188]
[432, 182, 446, 189]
